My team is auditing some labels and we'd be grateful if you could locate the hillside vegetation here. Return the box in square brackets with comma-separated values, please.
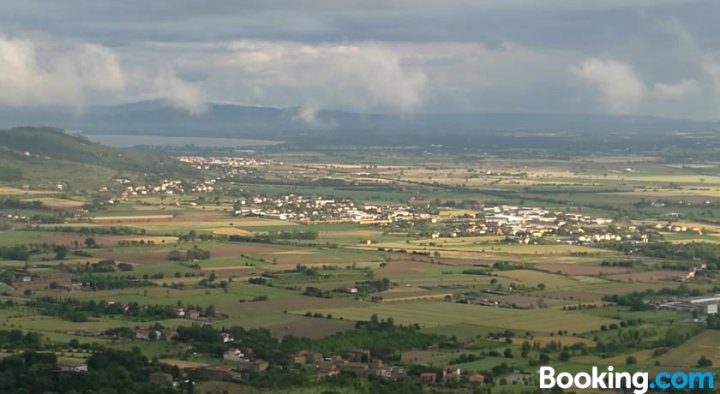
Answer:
[0, 127, 193, 190]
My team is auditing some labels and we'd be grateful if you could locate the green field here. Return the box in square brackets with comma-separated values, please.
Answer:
[293, 301, 617, 334]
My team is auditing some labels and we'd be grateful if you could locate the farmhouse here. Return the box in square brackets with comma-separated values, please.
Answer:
[469, 373, 485, 386]
[290, 350, 324, 365]
[420, 372, 437, 385]
[149, 372, 174, 386]
[317, 364, 339, 379]
[134, 328, 161, 340]
[223, 348, 245, 362]
[57, 362, 88, 373]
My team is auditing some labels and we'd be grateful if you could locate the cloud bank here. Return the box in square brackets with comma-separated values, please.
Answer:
[1, 1, 720, 119]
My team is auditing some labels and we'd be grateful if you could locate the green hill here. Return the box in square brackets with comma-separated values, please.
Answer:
[0, 127, 194, 191]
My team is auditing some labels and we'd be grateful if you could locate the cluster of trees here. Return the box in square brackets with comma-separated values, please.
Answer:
[0, 349, 180, 393]
[73, 274, 155, 291]
[0, 329, 42, 349]
[175, 314, 453, 365]
[265, 230, 319, 240]
[168, 247, 211, 261]
[353, 278, 392, 294]
[706, 314, 720, 329]
[248, 276, 269, 285]
[461, 268, 495, 276]
[610, 242, 720, 269]
[0, 198, 43, 210]
[599, 260, 640, 268]
[0, 245, 31, 261]
[0, 242, 81, 261]
[85, 259, 134, 273]
[603, 286, 705, 310]
[25, 225, 145, 236]
[303, 286, 332, 298]
[29, 297, 191, 322]
[227, 230, 319, 244]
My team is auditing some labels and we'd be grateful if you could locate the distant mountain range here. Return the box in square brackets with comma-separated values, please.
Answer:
[1, 101, 718, 147]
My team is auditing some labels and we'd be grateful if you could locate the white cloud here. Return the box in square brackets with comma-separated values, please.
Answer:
[0, 34, 205, 114]
[225, 40, 427, 112]
[653, 78, 701, 98]
[570, 59, 647, 112]
[292, 106, 335, 129]
[702, 60, 720, 95]
[570, 57, 706, 113]
[0, 36, 126, 107]
[151, 71, 207, 115]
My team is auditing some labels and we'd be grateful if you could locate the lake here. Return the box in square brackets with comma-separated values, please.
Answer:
[81, 134, 280, 148]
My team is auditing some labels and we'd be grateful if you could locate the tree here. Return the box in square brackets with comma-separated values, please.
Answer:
[539, 353, 551, 365]
[84, 237, 97, 248]
[626, 356, 637, 365]
[204, 304, 216, 317]
[54, 246, 69, 260]
[698, 355, 713, 367]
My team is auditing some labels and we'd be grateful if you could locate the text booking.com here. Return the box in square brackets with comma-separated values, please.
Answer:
[540, 366, 714, 394]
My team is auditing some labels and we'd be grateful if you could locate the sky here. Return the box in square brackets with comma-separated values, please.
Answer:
[0, 0, 719, 119]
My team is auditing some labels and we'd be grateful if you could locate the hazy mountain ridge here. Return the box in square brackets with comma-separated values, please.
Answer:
[0, 102, 717, 142]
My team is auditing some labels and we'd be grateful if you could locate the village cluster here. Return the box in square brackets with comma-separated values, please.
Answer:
[176, 156, 270, 171]
[104, 178, 221, 198]
[231, 194, 428, 224]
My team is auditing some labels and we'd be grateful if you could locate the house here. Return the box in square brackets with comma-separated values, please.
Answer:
[57, 362, 88, 373]
[290, 354, 306, 365]
[420, 372, 437, 385]
[135, 329, 161, 340]
[348, 348, 370, 362]
[291, 350, 324, 365]
[337, 362, 368, 377]
[223, 348, 245, 362]
[186, 310, 201, 320]
[442, 367, 461, 383]
[499, 371, 530, 385]
[149, 372, 174, 386]
[253, 359, 270, 372]
[220, 332, 234, 343]
[372, 365, 407, 380]
[468, 373, 485, 386]
[317, 364, 339, 379]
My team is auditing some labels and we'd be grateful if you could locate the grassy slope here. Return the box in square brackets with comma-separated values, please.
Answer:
[0, 127, 193, 189]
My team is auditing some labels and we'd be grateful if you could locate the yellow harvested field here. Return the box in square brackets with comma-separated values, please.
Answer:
[24, 197, 85, 208]
[0, 187, 59, 195]
[93, 215, 175, 222]
[211, 227, 253, 236]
